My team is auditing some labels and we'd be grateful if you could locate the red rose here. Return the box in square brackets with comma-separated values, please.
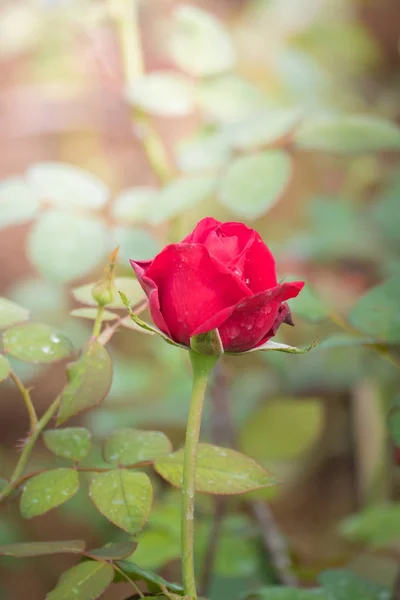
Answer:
[130, 217, 304, 353]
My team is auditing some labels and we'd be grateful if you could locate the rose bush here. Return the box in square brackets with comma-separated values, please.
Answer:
[130, 217, 304, 353]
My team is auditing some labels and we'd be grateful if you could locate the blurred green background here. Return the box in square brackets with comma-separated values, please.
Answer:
[0, 0, 399, 598]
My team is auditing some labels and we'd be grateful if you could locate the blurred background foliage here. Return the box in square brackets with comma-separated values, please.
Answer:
[0, 0, 399, 598]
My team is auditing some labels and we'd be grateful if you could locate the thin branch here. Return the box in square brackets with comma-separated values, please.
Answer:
[0, 396, 61, 503]
[249, 500, 297, 587]
[112, 563, 144, 598]
[113, 0, 173, 184]
[10, 371, 38, 430]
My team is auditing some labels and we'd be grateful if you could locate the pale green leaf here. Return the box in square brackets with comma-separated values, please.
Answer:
[70, 308, 118, 321]
[43, 427, 92, 462]
[89, 470, 152, 533]
[57, 341, 112, 425]
[150, 175, 216, 225]
[111, 187, 158, 224]
[103, 428, 172, 465]
[27, 162, 109, 210]
[340, 504, 400, 548]
[20, 469, 79, 518]
[219, 151, 292, 219]
[0, 355, 11, 382]
[46, 560, 114, 600]
[227, 108, 302, 150]
[27, 211, 108, 283]
[295, 114, 400, 153]
[0, 297, 29, 330]
[73, 277, 144, 309]
[0, 540, 85, 557]
[154, 443, 276, 494]
[0, 177, 40, 229]
[133, 529, 180, 569]
[3, 323, 73, 363]
[240, 398, 323, 462]
[176, 132, 231, 173]
[112, 226, 160, 262]
[169, 4, 235, 76]
[349, 275, 400, 343]
[318, 569, 390, 600]
[197, 75, 266, 123]
[127, 71, 195, 116]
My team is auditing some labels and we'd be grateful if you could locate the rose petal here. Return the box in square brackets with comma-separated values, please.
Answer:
[241, 232, 278, 293]
[192, 281, 304, 352]
[182, 217, 221, 243]
[135, 244, 251, 345]
[130, 260, 172, 338]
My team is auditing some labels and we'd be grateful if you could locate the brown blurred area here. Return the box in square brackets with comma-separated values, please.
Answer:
[0, 0, 399, 598]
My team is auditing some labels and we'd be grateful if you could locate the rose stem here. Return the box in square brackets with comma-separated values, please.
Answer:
[182, 350, 219, 598]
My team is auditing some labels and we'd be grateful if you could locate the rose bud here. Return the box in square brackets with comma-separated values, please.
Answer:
[129, 218, 304, 354]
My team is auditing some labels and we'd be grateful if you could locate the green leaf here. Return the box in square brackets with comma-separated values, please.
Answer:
[3, 323, 73, 363]
[88, 540, 137, 560]
[127, 71, 195, 117]
[115, 560, 184, 594]
[8, 278, 66, 323]
[197, 75, 266, 123]
[318, 569, 390, 600]
[176, 133, 231, 173]
[103, 428, 172, 465]
[57, 341, 112, 425]
[0, 355, 11, 382]
[0, 297, 29, 330]
[348, 275, 400, 343]
[295, 114, 400, 153]
[73, 277, 144, 309]
[245, 588, 327, 599]
[340, 504, 400, 548]
[0, 540, 85, 557]
[219, 151, 292, 219]
[150, 176, 217, 225]
[70, 308, 118, 321]
[227, 108, 302, 151]
[20, 468, 80, 518]
[89, 470, 152, 534]
[46, 560, 114, 600]
[168, 4, 235, 76]
[239, 398, 323, 463]
[28, 211, 108, 283]
[290, 283, 330, 323]
[111, 187, 158, 224]
[154, 443, 276, 494]
[0, 176, 40, 229]
[43, 427, 92, 462]
[112, 226, 160, 262]
[27, 162, 109, 210]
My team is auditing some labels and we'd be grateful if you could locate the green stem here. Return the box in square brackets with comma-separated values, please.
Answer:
[0, 397, 60, 503]
[182, 350, 218, 599]
[9, 371, 37, 430]
[113, 0, 172, 185]
[92, 305, 105, 338]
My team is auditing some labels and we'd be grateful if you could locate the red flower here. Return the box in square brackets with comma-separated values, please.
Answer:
[130, 217, 304, 353]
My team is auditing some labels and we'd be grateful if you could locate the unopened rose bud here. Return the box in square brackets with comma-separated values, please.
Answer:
[91, 247, 119, 306]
